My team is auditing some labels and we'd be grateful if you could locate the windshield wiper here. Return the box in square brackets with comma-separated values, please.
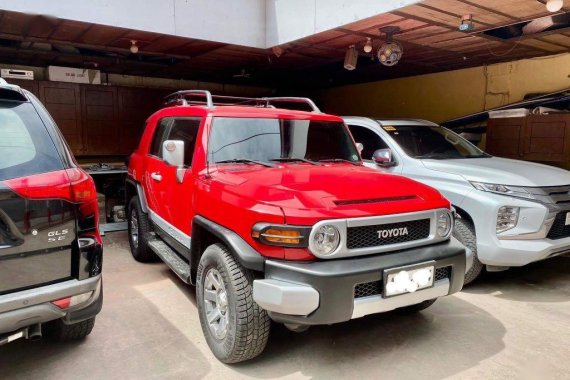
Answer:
[215, 159, 276, 168]
[318, 158, 359, 166]
[269, 157, 320, 165]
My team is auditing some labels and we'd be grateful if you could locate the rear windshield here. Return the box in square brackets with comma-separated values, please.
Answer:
[208, 117, 359, 164]
[0, 101, 63, 181]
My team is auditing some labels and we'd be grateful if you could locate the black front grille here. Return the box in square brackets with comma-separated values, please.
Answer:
[354, 280, 382, 298]
[435, 266, 451, 282]
[547, 211, 570, 240]
[347, 219, 431, 249]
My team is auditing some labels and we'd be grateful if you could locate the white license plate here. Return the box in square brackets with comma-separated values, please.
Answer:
[384, 262, 435, 297]
[565, 213, 570, 226]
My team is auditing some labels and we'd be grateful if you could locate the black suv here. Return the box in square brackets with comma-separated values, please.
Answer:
[0, 79, 102, 345]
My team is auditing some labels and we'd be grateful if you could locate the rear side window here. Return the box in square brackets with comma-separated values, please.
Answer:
[150, 117, 201, 166]
[0, 101, 63, 181]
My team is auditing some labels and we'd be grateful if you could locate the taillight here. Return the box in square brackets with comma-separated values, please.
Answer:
[52, 291, 93, 309]
[5, 168, 99, 231]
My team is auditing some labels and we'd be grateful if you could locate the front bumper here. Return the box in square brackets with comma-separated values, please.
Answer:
[460, 188, 570, 266]
[0, 275, 102, 336]
[253, 239, 465, 325]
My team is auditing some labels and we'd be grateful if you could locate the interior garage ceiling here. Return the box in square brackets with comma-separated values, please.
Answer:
[0, 0, 569, 89]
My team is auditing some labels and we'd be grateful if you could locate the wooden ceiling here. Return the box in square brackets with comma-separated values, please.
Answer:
[0, 0, 569, 89]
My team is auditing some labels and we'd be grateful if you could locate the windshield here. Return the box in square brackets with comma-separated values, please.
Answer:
[380, 123, 489, 159]
[208, 117, 360, 164]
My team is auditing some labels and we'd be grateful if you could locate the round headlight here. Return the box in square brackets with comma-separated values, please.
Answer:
[437, 212, 452, 237]
[311, 225, 340, 256]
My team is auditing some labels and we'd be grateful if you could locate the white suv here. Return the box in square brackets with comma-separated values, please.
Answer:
[344, 117, 570, 284]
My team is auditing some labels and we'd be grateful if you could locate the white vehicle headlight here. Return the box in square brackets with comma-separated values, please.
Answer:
[311, 225, 340, 256]
[470, 182, 534, 200]
[497, 206, 519, 233]
[437, 210, 453, 238]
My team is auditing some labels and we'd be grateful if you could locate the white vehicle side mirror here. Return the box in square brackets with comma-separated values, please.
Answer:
[163, 140, 185, 167]
[162, 140, 185, 183]
[372, 148, 397, 167]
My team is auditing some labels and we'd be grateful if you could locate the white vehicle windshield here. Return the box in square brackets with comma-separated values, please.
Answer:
[380, 123, 490, 159]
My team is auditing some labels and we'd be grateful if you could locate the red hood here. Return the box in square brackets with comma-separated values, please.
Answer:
[210, 164, 449, 224]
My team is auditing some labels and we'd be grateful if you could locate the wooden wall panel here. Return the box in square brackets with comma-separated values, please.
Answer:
[487, 114, 570, 163]
[81, 85, 119, 155]
[38, 81, 84, 154]
[486, 118, 524, 159]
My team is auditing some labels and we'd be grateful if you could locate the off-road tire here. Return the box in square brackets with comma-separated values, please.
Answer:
[196, 243, 271, 363]
[128, 197, 156, 262]
[396, 299, 437, 314]
[45, 317, 96, 341]
[453, 217, 483, 285]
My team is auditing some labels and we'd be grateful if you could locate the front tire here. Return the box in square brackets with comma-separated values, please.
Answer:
[453, 217, 483, 285]
[196, 243, 270, 363]
[127, 197, 156, 262]
[45, 317, 96, 341]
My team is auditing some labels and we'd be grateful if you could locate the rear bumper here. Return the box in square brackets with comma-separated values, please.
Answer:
[254, 239, 465, 325]
[0, 275, 102, 335]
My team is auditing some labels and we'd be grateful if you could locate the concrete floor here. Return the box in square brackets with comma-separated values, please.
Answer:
[1, 231, 569, 380]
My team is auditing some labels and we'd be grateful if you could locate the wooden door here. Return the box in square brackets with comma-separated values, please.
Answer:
[486, 117, 525, 159]
[81, 85, 119, 155]
[117, 87, 166, 155]
[38, 82, 83, 154]
[521, 114, 570, 162]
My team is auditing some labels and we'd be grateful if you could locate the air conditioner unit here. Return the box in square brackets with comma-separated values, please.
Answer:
[1, 69, 34, 80]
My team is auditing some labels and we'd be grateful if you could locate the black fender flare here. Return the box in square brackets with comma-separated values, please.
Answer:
[190, 215, 265, 279]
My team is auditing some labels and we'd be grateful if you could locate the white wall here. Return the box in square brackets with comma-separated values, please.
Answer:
[0, 0, 420, 48]
[265, 0, 422, 46]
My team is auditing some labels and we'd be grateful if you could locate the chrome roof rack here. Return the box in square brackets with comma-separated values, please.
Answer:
[163, 90, 321, 113]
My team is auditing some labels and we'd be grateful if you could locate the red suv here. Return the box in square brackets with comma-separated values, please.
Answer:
[126, 91, 466, 363]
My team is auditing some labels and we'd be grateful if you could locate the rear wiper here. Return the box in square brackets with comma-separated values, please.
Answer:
[215, 159, 275, 168]
[270, 157, 320, 165]
[318, 158, 359, 166]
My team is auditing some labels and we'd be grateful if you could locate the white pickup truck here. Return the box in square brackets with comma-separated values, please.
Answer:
[344, 117, 570, 284]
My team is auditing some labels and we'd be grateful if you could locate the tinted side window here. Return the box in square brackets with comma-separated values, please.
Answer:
[348, 125, 388, 160]
[168, 118, 202, 166]
[150, 118, 172, 158]
[0, 101, 63, 181]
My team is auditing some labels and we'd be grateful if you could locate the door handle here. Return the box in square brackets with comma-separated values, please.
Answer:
[151, 172, 162, 182]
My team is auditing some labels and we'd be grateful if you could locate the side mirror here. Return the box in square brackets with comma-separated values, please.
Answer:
[372, 148, 397, 167]
[162, 140, 185, 167]
[162, 140, 185, 183]
[355, 142, 364, 154]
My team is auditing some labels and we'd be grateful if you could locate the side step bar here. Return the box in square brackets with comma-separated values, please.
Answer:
[148, 240, 191, 284]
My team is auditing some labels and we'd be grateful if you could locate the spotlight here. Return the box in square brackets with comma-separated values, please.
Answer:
[344, 45, 358, 71]
[545, 0, 563, 12]
[377, 26, 403, 67]
[363, 38, 373, 53]
[130, 40, 139, 54]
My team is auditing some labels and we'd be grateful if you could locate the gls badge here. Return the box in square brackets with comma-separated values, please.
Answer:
[377, 227, 408, 239]
[48, 229, 69, 242]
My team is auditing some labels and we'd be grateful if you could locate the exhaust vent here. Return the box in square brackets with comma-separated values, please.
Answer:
[482, 12, 570, 39]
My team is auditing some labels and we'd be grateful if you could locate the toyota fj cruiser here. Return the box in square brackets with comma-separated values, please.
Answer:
[126, 91, 467, 363]
[0, 79, 102, 346]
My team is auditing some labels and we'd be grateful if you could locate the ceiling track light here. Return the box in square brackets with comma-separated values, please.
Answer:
[344, 45, 358, 71]
[545, 0, 564, 12]
[130, 40, 139, 54]
[363, 38, 373, 53]
[377, 26, 403, 67]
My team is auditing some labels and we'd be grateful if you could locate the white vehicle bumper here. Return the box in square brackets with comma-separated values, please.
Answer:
[461, 189, 570, 267]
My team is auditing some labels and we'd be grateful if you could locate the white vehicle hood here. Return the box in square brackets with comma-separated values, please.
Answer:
[421, 157, 570, 187]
